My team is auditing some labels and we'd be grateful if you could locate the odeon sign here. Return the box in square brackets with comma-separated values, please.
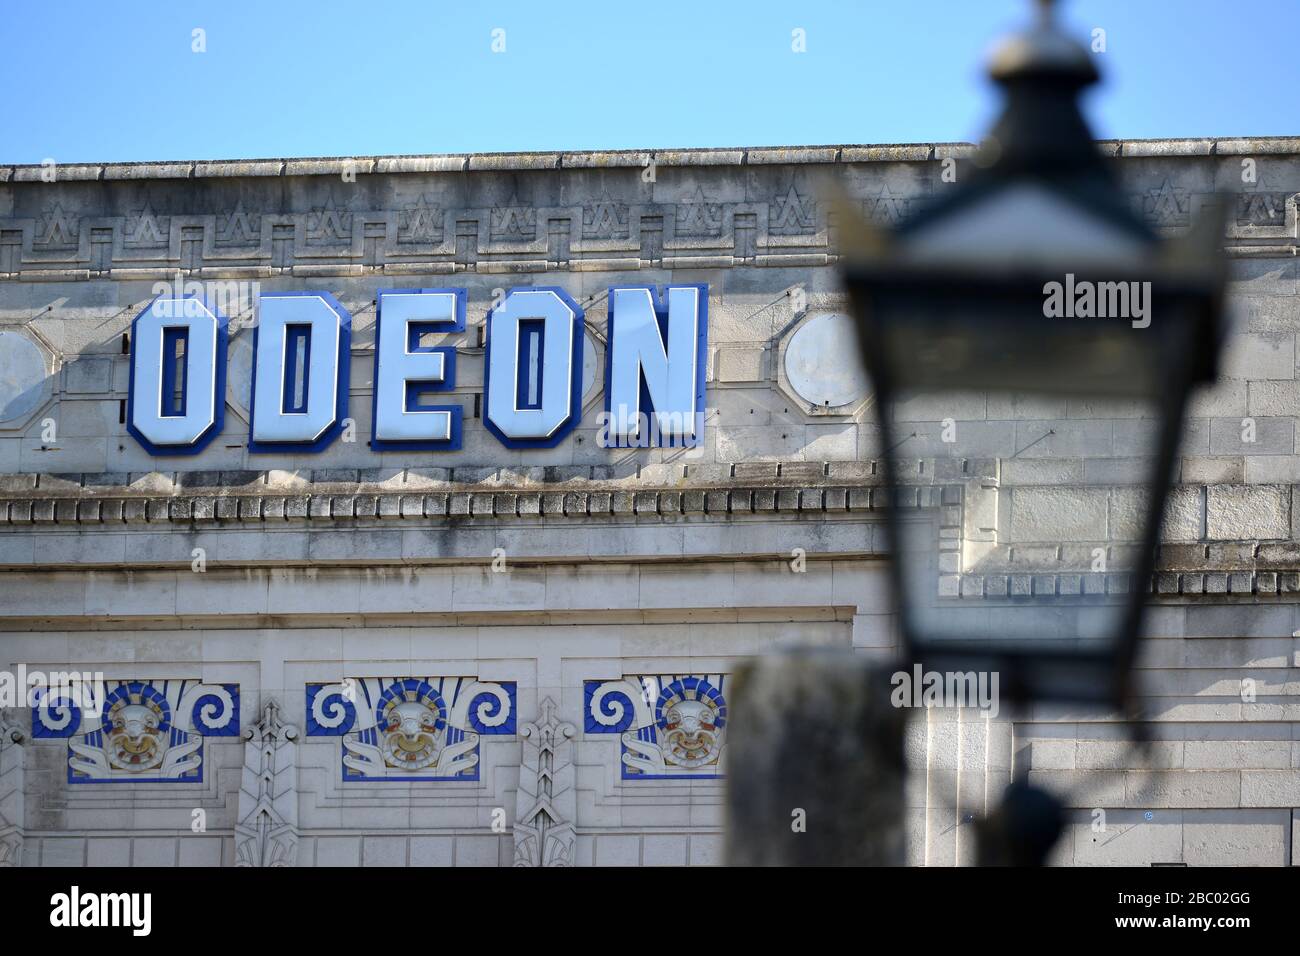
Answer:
[126, 284, 708, 456]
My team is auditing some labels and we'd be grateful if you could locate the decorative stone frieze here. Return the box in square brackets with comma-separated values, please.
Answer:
[31, 680, 239, 783]
[306, 678, 515, 781]
[585, 675, 728, 779]
[2, 138, 1296, 284]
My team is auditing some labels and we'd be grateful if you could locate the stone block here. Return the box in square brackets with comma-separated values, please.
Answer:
[1008, 487, 1108, 542]
[40, 838, 87, 867]
[178, 838, 223, 867]
[363, 836, 408, 867]
[688, 836, 722, 866]
[1070, 813, 1184, 866]
[1247, 379, 1300, 415]
[642, 834, 688, 866]
[316, 837, 361, 866]
[1209, 416, 1294, 456]
[804, 423, 858, 460]
[1180, 456, 1243, 484]
[1189, 380, 1247, 418]
[715, 348, 766, 382]
[86, 838, 132, 867]
[63, 358, 114, 393]
[1011, 420, 1112, 458]
[1206, 485, 1289, 540]
[594, 835, 641, 866]
[132, 838, 177, 866]
[1183, 810, 1288, 866]
[1127, 771, 1240, 808]
[1240, 770, 1300, 807]
[409, 837, 455, 867]
[715, 425, 805, 461]
[1222, 333, 1295, 380]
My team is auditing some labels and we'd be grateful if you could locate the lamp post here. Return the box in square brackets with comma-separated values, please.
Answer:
[836, 0, 1225, 712]
[725, 0, 1228, 868]
[832, 0, 1227, 864]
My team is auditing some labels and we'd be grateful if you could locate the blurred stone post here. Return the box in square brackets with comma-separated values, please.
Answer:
[724, 649, 907, 866]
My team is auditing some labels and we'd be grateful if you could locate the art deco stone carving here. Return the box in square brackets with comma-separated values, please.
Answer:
[674, 187, 724, 237]
[490, 195, 537, 242]
[1236, 192, 1289, 226]
[125, 201, 169, 246]
[778, 312, 873, 414]
[306, 677, 516, 780]
[0, 712, 24, 867]
[584, 675, 728, 779]
[1136, 178, 1192, 226]
[513, 697, 576, 867]
[306, 193, 354, 243]
[398, 194, 445, 243]
[0, 328, 56, 431]
[583, 192, 630, 240]
[234, 699, 299, 868]
[34, 202, 79, 246]
[31, 680, 240, 783]
[863, 184, 916, 225]
[217, 200, 261, 245]
[769, 185, 816, 236]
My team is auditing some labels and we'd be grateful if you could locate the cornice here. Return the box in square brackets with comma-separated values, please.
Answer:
[4, 138, 1299, 181]
[0, 464, 891, 524]
[2, 462, 1300, 596]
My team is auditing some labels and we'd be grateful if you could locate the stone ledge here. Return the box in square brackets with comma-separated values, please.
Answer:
[0, 484, 873, 527]
[468, 152, 561, 171]
[959, 567, 1300, 598]
[1118, 139, 1216, 157]
[101, 162, 193, 180]
[283, 158, 375, 177]
[4, 467, 1300, 587]
[840, 145, 934, 163]
[11, 164, 103, 182]
[0, 459, 993, 498]
[192, 160, 284, 178]
[373, 155, 467, 174]
[5, 137, 1296, 182]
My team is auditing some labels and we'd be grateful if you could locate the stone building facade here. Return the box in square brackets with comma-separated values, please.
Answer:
[0, 137, 1297, 866]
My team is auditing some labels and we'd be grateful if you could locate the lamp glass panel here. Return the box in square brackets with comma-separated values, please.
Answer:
[888, 388, 1167, 659]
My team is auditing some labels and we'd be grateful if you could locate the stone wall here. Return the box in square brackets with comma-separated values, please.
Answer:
[0, 138, 1297, 865]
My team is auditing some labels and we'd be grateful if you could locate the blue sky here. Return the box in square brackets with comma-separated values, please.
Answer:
[1, 0, 1295, 164]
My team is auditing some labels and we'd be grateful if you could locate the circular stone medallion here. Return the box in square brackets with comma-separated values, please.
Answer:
[0, 331, 49, 422]
[783, 313, 870, 408]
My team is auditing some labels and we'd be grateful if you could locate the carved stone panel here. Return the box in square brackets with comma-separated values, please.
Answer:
[0, 711, 24, 867]
[513, 697, 576, 867]
[234, 699, 299, 868]
[585, 674, 728, 779]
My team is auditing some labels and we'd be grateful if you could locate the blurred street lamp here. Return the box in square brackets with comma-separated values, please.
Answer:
[835, 0, 1226, 711]
[726, 0, 1229, 868]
